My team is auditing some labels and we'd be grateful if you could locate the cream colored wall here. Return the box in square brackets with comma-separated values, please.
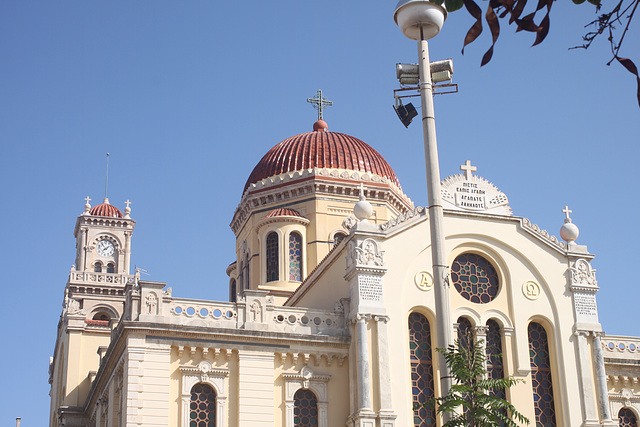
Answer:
[290, 211, 597, 426]
[233, 180, 408, 304]
[382, 213, 587, 426]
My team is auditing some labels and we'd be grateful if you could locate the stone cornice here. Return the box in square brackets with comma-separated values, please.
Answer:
[230, 169, 414, 236]
[74, 215, 135, 237]
[255, 214, 310, 233]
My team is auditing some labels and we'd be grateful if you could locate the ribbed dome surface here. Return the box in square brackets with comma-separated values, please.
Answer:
[89, 201, 124, 218]
[244, 130, 400, 192]
[265, 208, 305, 219]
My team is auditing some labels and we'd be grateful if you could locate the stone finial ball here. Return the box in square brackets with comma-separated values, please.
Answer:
[354, 200, 374, 221]
[560, 222, 580, 243]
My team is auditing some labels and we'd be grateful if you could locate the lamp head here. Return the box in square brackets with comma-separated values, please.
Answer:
[394, 102, 418, 128]
[394, 0, 447, 40]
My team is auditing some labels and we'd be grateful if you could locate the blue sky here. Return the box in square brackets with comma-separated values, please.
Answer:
[1, 1, 638, 424]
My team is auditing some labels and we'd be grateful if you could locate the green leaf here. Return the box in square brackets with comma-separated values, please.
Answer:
[445, 0, 465, 12]
[572, 0, 586, 3]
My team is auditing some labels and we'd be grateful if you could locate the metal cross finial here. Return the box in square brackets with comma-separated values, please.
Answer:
[460, 160, 477, 180]
[307, 89, 333, 120]
[563, 205, 572, 220]
[84, 196, 92, 205]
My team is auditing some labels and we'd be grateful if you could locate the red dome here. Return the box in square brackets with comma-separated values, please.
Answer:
[244, 129, 400, 192]
[89, 199, 124, 218]
[265, 208, 305, 219]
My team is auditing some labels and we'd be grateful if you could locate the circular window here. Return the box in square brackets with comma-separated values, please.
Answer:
[451, 253, 499, 303]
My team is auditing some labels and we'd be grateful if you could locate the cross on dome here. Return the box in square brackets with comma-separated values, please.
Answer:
[84, 196, 92, 205]
[562, 205, 573, 222]
[460, 160, 477, 180]
[125, 200, 131, 209]
[307, 89, 333, 121]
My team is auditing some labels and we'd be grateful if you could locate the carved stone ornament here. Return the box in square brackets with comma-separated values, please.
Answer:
[283, 366, 330, 427]
[351, 238, 384, 268]
[180, 362, 228, 427]
[342, 215, 357, 231]
[145, 293, 158, 314]
[570, 259, 598, 288]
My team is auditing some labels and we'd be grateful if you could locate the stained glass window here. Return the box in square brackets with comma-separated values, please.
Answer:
[487, 319, 506, 424]
[289, 232, 302, 281]
[230, 279, 237, 303]
[189, 383, 216, 427]
[528, 322, 556, 427]
[409, 312, 435, 427]
[457, 316, 473, 350]
[266, 232, 279, 282]
[451, 253, 499, 304]
[619, 408, 638, 427]
[293, 388, 318, 427]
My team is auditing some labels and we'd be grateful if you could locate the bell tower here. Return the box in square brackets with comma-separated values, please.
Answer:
[48, 197, 136, 427]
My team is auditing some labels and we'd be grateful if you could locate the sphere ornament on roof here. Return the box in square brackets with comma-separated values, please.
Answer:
[243, 121, 401, 193]
[560, 205, 579, 243]
[89, 198, 124, 218]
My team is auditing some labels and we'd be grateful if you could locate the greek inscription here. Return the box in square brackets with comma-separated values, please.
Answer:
[359, 275, 382, 302]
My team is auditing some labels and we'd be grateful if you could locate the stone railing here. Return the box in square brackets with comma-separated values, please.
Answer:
[603, 335, 640, 359]
[132, 282, 348, 338]
[69, 271, 134, 286]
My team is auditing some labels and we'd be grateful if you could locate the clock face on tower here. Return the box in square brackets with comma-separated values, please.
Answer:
[96, 240, 115, 257]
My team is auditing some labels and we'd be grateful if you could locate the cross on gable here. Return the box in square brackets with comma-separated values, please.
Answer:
[562, 205, 572, 220]
[307, 89, 333, 120]
[460, 160, 477, 180]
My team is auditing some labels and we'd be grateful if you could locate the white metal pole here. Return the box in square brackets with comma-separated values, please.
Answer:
[418, 38, 452, 399]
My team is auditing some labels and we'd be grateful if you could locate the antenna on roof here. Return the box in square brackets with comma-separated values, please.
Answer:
[104, 153, 110, 200]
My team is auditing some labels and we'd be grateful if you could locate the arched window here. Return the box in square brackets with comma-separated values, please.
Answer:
[486, 319, 506, 417]
[289, 232, 302, 281]
[409, 312, 435, 427]
[293, 388, 318, 427]
[333, 232, 346, 247]
[189, 383, 216, 427]
[106, 263, 115, 273]
[457, 316, 473, 350]
[93, 312, 110, 322]
[619, 408, 638, 427]
[528, 322, 556, 427]
[94, 262, 103, 273]
[266, 232, 279, 282]
[230, 279, 237, 303]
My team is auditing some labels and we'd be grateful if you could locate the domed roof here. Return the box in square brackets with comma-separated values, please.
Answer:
[244, 121, 401, 193]
[265, 208, 305, 219]
[89, 198, 124, 218]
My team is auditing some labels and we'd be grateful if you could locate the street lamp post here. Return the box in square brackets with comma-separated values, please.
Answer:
[394, 0, 453, 403]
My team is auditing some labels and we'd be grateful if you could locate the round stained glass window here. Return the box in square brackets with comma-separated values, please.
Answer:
[451, 253, 500, 304]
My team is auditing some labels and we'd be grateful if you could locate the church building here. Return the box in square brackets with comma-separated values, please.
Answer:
[48, 114, 640, 426]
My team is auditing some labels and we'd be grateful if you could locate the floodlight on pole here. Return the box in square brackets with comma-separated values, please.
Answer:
[394, 0, 454, 412]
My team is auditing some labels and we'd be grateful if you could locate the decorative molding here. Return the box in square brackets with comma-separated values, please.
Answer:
[283, 366, 330, 427]
[380, 206, 426, 232]
[230, 168, 414, 235]
[347, 239, 384, 270]
[521, 217, 567, 251]
[570, 259, 598, 291]
[180, 361, 228, 427]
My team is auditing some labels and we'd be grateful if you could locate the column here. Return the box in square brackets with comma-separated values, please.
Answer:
[592, 332, 615, 424]
[574, 330, 599, 425]
[356, 314, 372, 411]
[374, 315, 396, 427]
